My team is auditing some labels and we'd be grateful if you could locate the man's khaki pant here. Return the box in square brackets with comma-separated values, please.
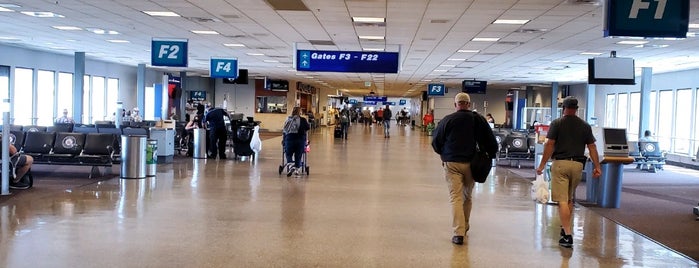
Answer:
[444, 162, 475, 236]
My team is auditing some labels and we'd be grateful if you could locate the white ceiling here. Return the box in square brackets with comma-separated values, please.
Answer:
[1, 0, 699, 97]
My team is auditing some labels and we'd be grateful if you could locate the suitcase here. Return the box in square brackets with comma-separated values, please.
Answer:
[334, 126, 343, 138]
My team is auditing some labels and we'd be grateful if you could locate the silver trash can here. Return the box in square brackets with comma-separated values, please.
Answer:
[146, 139, 157, 177]
[193, 128, 207, 159]
[121, 135, 147, 179]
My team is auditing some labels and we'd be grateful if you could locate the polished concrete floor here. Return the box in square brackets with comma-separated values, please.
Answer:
[0, 124, 697, 268]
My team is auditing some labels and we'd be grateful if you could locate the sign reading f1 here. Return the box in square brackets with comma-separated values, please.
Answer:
[209, 58, 238, 79]
[605, 0, 688, 38]
[151, 38, 188, 67]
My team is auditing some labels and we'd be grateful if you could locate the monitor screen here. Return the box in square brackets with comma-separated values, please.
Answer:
[603, 128, 627, 145]
[462, 80, 487, 94]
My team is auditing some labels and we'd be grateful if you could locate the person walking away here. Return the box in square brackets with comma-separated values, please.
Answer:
[203, 106, 230, 159]
[382, 105, 393, 138]
[340, 106, 350, 140]
[362, 108, 372, 127]
[431, 93, 498, 245]
[376, 108, 384, 126]
[536, 96, 601, 248]
[282, 107, 310, 177]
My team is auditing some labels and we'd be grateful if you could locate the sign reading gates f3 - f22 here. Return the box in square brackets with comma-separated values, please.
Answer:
[605, 0, 689, 38]
[296, 50, 399, 73]
[151, 38, 188, 67]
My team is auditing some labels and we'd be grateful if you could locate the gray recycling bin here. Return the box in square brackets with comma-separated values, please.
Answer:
[193, 128, 207, 159]
[121, 135, 147, 179]
[146, 139, 157, 177]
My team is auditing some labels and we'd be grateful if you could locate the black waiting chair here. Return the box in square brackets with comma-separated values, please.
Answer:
[638, 141, 666, 172]
[78, 133, 115, 165]
[44, 132, 86, 163]
[51, 123, 75, 133]
[22, 131, 56, 162]
[22, 125, 47, 132]
[74, 125, 98, 134]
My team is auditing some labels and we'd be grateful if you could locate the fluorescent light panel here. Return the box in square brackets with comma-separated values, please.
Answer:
[107, 39, 130, 43]
[191, 30, 219, 35]
[617, 40, 649, 45]
[580, 52, 603, 55]
[224, 43, 245, 47]
[0, 7, 13, 12]
[21, 11, 64, 18]
[493, 19, 529, 25]
[246, 53, 264, 56]
[472, 37, 500, 42]
[689, 23, 699, 29]
[359, 35, 384, 40]
[363, 48, 384, 51]
[352, 17, 385, 23]
[143, 11, 180, 17]
[458, 49, 479, 53]
[52, 26, 82, 31]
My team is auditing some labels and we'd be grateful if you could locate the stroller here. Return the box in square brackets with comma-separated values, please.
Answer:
[231, 117, 259, 159]
[278, 139, 310, 176]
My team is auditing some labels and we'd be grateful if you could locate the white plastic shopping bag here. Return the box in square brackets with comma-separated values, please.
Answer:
[531, 174, 550, 204]
[250, 126, 262, 154]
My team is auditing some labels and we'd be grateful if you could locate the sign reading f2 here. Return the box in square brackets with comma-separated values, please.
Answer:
[209, 58, 238, 79]
[151, 39, 188, 67]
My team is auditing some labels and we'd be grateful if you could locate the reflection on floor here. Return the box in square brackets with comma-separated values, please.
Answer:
[0, 125, 697, 267]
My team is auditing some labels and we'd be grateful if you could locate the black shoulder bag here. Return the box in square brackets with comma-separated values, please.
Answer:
[470, 112, 492, 183]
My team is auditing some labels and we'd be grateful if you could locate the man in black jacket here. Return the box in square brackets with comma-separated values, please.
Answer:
[203, 106, 230, 159]
[431, 92, 498, 245]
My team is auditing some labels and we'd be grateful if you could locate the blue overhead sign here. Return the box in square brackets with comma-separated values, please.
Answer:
[296, 50, 399, 73]
[209, 58, 238, 78]
[399, 99, 407, 105]
[349, 99, 358, 104]
[364, 96, 387, 102]
[383, 102, 396, 106]
[427, 84, 445, 96]
[605, 0, 689, 38]
[151, 38, 188, 67]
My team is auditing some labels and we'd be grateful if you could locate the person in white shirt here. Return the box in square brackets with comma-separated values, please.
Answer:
[55, 109, 74, 124]
[639, 130, 655, 142]
[131, 107, 143, 122]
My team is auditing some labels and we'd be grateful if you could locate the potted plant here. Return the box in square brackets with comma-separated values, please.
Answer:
[426, 122, 435, 136]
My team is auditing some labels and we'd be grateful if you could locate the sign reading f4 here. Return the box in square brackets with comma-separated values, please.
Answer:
[605, 0, 688, 38]
[209, 58, 238, 79]
[151, 38, 188, 67]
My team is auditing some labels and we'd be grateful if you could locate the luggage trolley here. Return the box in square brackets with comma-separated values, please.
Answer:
[278, 139, 310, 176]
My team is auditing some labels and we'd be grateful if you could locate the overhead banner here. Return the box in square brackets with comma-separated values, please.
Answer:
[605, 0, 689, 38]
[296, 50, 399, 73]
[364, 96, 387, 102]
[427, 84, 445, 96]
[209, 58, 238, 78]
[151, 38, 188, 67]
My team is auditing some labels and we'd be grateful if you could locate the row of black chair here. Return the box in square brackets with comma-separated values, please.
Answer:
[492, 129, 537, 160]
[629, 141, 666, 172]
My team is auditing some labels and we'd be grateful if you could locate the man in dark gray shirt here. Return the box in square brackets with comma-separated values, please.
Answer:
[536, 96, 601, 248]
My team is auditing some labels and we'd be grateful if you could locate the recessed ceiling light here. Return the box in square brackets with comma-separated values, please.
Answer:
[689, 24, 699, 29]
[440, 64, 456, 67]
[21, 11, 64, 18]
[246, 53, 264, 56]
[617, 40, 649, 45]
[359, 35, 385, 40]
[287, 69, 296, 72]
[52, 26, 82, 31]
[493, 19, 529, 25]
[224, 43, 245, 47]
[635, 44, 669, 48]
[457, 49, 479, 53]
[143, 11, 180, 17]
[363, 48, 385, 51]
[580, 52, 604, 55]
[447, 58, 466, 61]
[264, 60, 279, 63]
[687, 32, 697, 37]
[107, 39, 130, 43]
[0, 7, 13, 12]
[352, 17, 385, 23]
[191, 30, 219, 35]
[305, 76, 314, 79]
[472, 37, 500, 42]
[87, 28, 119, 35]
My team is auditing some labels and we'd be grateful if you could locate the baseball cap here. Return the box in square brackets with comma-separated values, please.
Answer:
[562, 96, 578, 109]
[455, 92, 471, 103]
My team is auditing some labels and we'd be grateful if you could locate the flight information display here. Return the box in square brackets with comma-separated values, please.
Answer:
[296, 50, 399, 73]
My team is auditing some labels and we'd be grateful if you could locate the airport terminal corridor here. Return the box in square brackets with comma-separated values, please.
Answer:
[0, 126, 697, 267]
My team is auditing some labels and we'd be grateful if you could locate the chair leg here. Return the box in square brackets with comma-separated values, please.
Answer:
[89, 166, 102, 179]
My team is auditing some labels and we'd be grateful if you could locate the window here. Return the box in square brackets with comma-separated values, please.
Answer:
[57, 72, 73, 120]
[616, 93, 628, 130]
[0, 66, 8, 125]
[649, 91, 657, 135]
[628, 92, 640, 139]
[656, 90, 673, 151]
[256, 96, 287, 113]
[605, 94, 616, 127]
[106, 78, 118, 120]
[36, 70, 55, 126]
[13, 68, 33, 125]
[674, 89, 692, 154]
[91, 76, 105, 121]
[83, 75, 90, 123]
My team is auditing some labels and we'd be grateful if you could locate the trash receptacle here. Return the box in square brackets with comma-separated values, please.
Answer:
[193, 128, 207, 159]
[146, 139, 157, 177]
[121, 135, 147, 179]
[597, 162, 624, 208]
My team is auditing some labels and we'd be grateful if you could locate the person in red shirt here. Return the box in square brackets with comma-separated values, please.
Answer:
[423, 109, 434, 130]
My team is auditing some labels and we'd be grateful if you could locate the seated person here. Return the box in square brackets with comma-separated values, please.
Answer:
[639, 130, 655, 142]
[184, 114, 203, 156]
[55, 109, 75, 124]
[8, 144, 33, 187]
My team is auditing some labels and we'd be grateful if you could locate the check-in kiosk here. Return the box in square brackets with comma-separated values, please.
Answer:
[594, 127, 634, 208]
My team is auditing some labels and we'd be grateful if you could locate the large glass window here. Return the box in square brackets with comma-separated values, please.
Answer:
[256, 96, 287, 113]
[57, 72, 73, 119]
[694, 90, 699, 156]
[13, 68, 33, 125]
[616, 93, 628, 130]
[91, 76, 105, 121]
[649, 91, 657, 135]
[107, 78, 118, 121]
[36, 70, 55, 126]
[656, 90, 673, 151]
[0, 66, 9, 125]
[605, 94, 616, 127]
[674, 89, 692, 154]
[628, 92, 640, 139]
[83, 75, 90, 123]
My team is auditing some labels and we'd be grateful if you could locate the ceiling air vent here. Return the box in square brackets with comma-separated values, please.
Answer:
[497, 41, 524, 46]
[566, 0, 602, 5]
[516, 28, 548, 34]
[430, 19, 449, 24]
[186, 17, 219, 23]
[265, 0, 310, 11]
[309, 40, 335, 46]
[221, 14, 241, 19]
